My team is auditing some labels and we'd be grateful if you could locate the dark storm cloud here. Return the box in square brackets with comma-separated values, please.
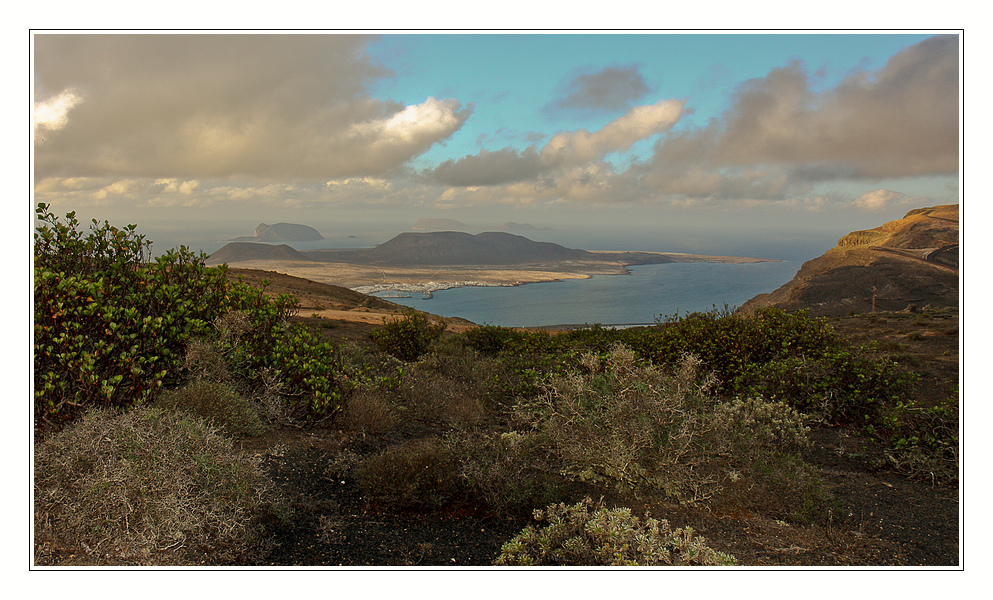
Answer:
[545, 64, 651, 115]
[33, 34, 472, 180]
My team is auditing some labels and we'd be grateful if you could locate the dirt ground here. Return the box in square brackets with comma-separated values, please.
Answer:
[238, 420, 958, 567]
[225, 271, 960, 567]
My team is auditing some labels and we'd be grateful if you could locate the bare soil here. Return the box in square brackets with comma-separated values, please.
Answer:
[226, 268, 959, 567]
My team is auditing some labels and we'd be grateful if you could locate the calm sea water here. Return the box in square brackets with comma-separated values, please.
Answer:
[371, 260, 801, 327]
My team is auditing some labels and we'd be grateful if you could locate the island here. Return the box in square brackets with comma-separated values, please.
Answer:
[207, 230, 774, 293]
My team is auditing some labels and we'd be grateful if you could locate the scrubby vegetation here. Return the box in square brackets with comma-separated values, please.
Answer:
[33, 406, 288, 565]
[495, 497, 736, 566]
[32, 207, 959, 566]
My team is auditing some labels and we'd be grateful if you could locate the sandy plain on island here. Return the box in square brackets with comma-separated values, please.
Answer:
[219, 252, 772, 290]
[222, 259, 621, 289]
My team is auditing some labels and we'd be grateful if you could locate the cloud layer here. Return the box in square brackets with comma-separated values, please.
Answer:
[637, 35, 959, 203]
[33, 35, 471, 180]
[430, 98, 685, 186]
[33, 34, 959, 222]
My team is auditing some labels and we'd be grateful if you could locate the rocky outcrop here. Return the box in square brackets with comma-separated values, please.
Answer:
[740, 205, 959, 316]
[231, 223, 323, 242]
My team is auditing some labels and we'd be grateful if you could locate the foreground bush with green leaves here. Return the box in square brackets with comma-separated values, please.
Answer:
[33, 204, 354, 432]
[33, 406, 288, 565]
[494, 497, 736, 566]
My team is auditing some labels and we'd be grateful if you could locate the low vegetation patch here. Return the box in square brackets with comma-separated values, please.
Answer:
[511, 345, 818, 515]
[370, 309, 446, 361]
[34, 406, 287, 566]
[155, 379, 264, 438]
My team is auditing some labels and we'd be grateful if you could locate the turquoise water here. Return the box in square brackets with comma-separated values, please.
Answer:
[372, 260, 800, 327]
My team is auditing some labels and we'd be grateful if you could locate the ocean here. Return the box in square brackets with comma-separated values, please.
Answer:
[369, 260, 802, 327]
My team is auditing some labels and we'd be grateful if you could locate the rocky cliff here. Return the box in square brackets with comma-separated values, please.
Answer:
[740, 205, 959, 316]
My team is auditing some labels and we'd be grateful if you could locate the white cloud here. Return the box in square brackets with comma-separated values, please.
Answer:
[852, 189, 905, 211]
[33, 36, 471, 180]
[541, 99, 684, 166]
[33, 88, 82, 132]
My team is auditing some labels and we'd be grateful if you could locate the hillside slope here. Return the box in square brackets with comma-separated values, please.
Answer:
[741, 205, 959, 316]
[207, 242, 314, 265]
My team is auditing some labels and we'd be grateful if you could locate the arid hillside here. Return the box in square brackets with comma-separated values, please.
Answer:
[741, 205, 959, 316]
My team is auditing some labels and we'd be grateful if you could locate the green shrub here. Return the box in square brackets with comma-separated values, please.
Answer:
[735, 346, 916, 424]
[236, 322, 354, 417]
[354, 439, 463, 510]
[370, 310, 446, 361]
[32, 204, 313, 431]
[494, 497, 736, 566]
[34, 406, 287, 566]
[33, 205, 238, 430]
[156, 379, 264, 438]
[877, 397, 959, 483]
[629, 307, 838, 394]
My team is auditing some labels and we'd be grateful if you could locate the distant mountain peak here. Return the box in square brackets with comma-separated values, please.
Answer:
[363, 230, 587, 266]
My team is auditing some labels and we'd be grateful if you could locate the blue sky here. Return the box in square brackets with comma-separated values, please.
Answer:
[368, 33, 936, 167]
[32, 32, 960, 255]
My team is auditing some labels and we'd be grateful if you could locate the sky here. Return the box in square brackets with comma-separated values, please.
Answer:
[31, 31, 961, 259]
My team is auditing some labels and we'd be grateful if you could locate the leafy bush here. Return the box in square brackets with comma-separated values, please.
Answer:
[156, 379, 264, 438]
[236, 321, 354, 417]
[629, 307, 837, 392]
[877, 397, 959, 483]
[34, 406, 287, 566]
[494, 497, 736, 566]
[370, 309, 447, 361]
[735, 346, 916, 424]
[354, 439, 463, 510]
[33, 204, 242, 430]
[33, 204, 361, 429]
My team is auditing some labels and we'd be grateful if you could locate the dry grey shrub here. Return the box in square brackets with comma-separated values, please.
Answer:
[515, 344, 809, 504]
[214, 310, 252, 347]
[183, 336, 232, 383]
[392, 353, 491, 429]
[34, 406, 286, 566]
[156, 379, 264, 438]
[443, 430, 565, 516]
[494, 497, 736, 566]
[338, 387, 400, 435]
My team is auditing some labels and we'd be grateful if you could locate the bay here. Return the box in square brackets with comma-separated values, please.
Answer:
[372, 260, 801, 327]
